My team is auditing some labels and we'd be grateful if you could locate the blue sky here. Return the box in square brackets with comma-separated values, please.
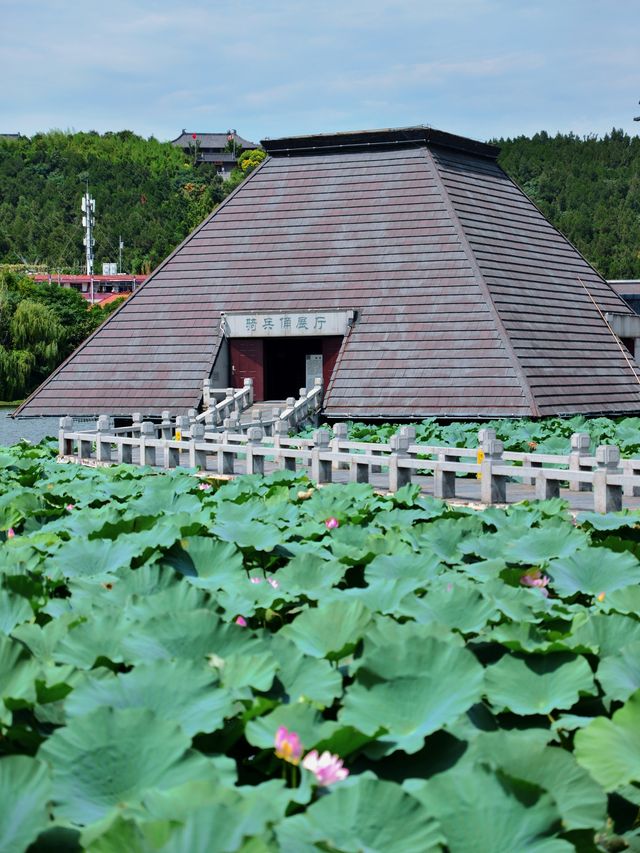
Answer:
[1, 0, 638, 144]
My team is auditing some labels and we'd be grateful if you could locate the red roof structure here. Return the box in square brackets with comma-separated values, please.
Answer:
[16, 126, 640, 418]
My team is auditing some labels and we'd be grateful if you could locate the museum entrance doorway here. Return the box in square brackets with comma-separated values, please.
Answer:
[230, 336, 342, 401]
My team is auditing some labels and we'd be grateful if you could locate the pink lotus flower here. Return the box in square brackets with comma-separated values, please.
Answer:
[302, 750, 349, 786]
[275, 726, 303, 765]
[325, 516, 339, 530]
[267, 577, 279, 589]
[198, 482, 211, 491]
[235, 616, 247, 627]
[520, 570, 550, 597]
[65, 504, 75, 511]
[6, 528, 15, 539]
[250, 577, 262, 584]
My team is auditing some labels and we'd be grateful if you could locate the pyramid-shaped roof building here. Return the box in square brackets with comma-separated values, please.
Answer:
[17, 126, 640, 419]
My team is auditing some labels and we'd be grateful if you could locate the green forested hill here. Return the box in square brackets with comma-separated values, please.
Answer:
[496, 129, 640, 279]
[0, 128, 639, 278]
[0, 131, 252, 274]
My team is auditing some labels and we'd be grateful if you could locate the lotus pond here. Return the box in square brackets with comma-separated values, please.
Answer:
[2, 440, 640, 851]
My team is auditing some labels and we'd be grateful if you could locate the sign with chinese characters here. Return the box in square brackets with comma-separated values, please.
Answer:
[221, 310, 354, 338]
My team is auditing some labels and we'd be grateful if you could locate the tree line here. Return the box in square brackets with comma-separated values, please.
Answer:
[0, 130, 264, 275]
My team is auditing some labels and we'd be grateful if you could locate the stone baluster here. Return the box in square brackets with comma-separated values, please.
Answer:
[388, 433, 411, 492]
[569, 432, 592, 492]
[131, 412, 142, 436]
[58, 416, 74, 457]
[246, 427, 264, 476]
[189, 423, 207, 470]
[332, 422, 349, 470]
[96, 415, 112, 463]
[593, 445, 622, 513]
[274, 421, 295, 471]
[478, 429, 507, 505]
[311, 429, 332, 484]
[160, 411, 172, 441]
[434, 449, 457, 499]
[139, 421, 157, 467]
[202, 378, 211, 411]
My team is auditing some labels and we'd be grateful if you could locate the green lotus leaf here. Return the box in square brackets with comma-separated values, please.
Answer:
[81, 816, 162, 853]
[468, 731, 607, 830]
[116, 579, 207, 622]
[122, 610, 262, 663]
[65, 660, 235, 736]
[161, 537, 244, 588]
[575, 689, 640, 790]
[12, 615, 74, 664]
[596, 585, 640, 615]
[148, 781, 292, 853]
[277, 775, 443, 853]
[411, 516, 483, 562]
[402, 581, 496, 634]
[52, 613, 128, 669]
[406, 763, 571, 852]
[0, 589, 32, 634]
[484, 653, 595, 715]
[570, 613, 640, 656]
[340, 635, 484, 754]
[211, 517, 282, 551]
[0, 634, 39, 723]
[274, 553, 346, 599]
[279, 599, 372, 659]
[220, 651, 279, 693]
[505, 523, 589, 564]
[575, 511, 639, 530]
[547, 548, 640, 596]
[365, 552, 444, 585]
[39, 706, 201, 824]
[0, 756, 52, 853]
[0, 490, 42, 530]
[45, 536, 145, 579]
[244, 702, 338, 752]
[597, 641, 640, 703]
[269, 637, 343, 706]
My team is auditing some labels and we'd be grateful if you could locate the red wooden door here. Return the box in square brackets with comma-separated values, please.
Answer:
[322, 336, 342, 392]
[230, 339, 264, 400]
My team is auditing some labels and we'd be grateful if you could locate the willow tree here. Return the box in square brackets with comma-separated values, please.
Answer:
[0, 299, 63, 399]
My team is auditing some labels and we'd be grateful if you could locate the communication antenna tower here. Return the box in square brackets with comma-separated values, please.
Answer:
[81, 189, 96, 274]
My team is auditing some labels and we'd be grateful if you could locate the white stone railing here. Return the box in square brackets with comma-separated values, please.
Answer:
[57, 421, 640, 513]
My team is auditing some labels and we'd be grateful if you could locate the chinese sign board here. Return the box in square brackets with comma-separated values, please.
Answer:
[221, 310, 353, 338]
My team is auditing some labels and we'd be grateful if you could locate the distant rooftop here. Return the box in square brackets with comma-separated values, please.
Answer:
[171, 130, 258, 150]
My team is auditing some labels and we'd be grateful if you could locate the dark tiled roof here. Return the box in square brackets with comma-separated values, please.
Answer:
[171, 131, 258, 150]
[17, 127, 640, 418]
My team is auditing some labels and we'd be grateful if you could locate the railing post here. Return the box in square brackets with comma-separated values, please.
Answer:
[189, 423, 207, 469]
[523, 455, 542, 486]
[175, 415, 190, 441]
[388, 433, 411, 492]
[218, 437, 235, 475]
[535, 470, 560, 501]
[274, 421, 295, 470]
[479, 431, 506, 505]
[593, 445, 622, 513]
[118, 437, 133, 464]
[569, 432, 592, 492]
[202, 378, 211, 411]
[434, 450, 456, 499]
[311, 430, 332, 484]
[371, 447, 383, 474]
[246, 427, 264, 476]
[187, 409, 198, 427]
[58, 416, 74, 456]
[623, 458, 640, 497]
[160, 411, 172, 441]
[350, 455, 370, 483]
[78, 424, 93, 461]
[96, 415, 112, 463]
[244, 377, 254, 407]
[332, 423, 349, 470]
[131, 412, 142, 437]
[140, 421, 157, 467]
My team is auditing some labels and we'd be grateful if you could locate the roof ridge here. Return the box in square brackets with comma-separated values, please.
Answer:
[423, 146, 540, 417]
